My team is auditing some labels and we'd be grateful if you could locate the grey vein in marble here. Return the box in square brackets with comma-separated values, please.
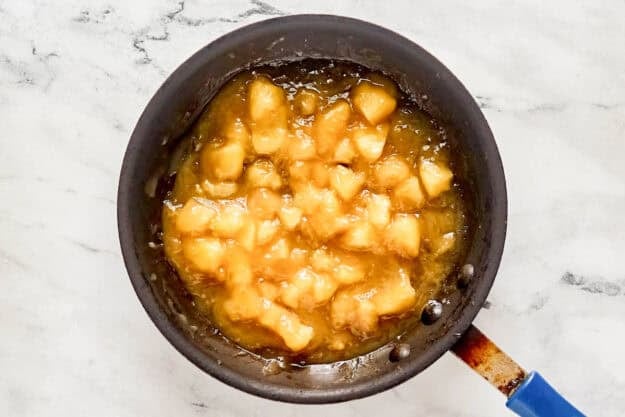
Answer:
[562, 272, 624, 297]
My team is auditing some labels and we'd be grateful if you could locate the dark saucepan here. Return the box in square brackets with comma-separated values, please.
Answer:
[117, 15, 506, 403]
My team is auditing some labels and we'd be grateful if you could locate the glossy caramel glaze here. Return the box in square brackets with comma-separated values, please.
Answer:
[162, 60, 468, 363]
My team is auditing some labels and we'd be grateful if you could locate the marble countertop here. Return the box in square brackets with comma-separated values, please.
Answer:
[2, 1, 624, 415]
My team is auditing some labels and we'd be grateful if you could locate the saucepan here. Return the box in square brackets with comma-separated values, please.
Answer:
[117, 15, 584, 416]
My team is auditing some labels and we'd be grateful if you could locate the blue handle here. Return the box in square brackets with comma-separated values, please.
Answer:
[506, 371, 586, 417]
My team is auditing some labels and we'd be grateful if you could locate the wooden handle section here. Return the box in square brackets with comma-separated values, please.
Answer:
[451, 325, 527, 397]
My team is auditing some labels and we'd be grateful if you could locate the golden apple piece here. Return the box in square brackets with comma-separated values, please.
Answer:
[258, 302, 314, 351]
[182, 237, 226, 276]
[251, 127, 287, 155]
[340, 221, 377, 251]
[264, 238, 290, 262]
[352, 127, 387, 162]
[248, 77, 287, 123]
[365, 193, 391, 229]
[278, 204, 302, 231]
[332, 255, 366, 285]
[246, 159, 282, 190]
[293, 183, 320, 215]
[279, 268, 315, 309]
[209, 204, 247, 238]
[310, 248, 337, 273]
[419, 159, 453, 198]
[288, 161, 329, 188]
[331, 290, 378, 335]
[393, 176, 426, 211]
[307, 213, 351, 242]
[223, 118, 251, 152]
[372, 266, 416, 315]
[247, 188, 282, 219]
[280, 268, 337, 309]
[294, 89, 319, 116]
[248, 77, 288, 155]
[236, 218, 257, 252]
[256, 219, 280, 245]
[329, 165, 366, 201]
[313, 100, 351, 156]
[288, 132, 317, 160]
[385, 214, 420, 257]
[288, 160, 312, 183]
[311, 160, 330, 188]
[224, 248, 254, 287]
[373, 155, 410, 188]
[258, 280, 279, 301]
[289, 247, 309, 269]
[312, 273, 338, 304]
[317, 187, 343, 215]
[300, 188, 347, 241]
[293, 184, 340, 216]
[201, 179, 238, 198]
[351, 82, 397, 125]
[223, 286, 263, 321]
[332, 137, 357, 164]
[224, 286, 314, 351]
[175, 198, 217, 235]
[201, 142, 245, 181]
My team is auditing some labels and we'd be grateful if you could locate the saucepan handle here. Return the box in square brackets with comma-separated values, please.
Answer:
[506, 371, 585, 417]
[452, 325, 585, 417]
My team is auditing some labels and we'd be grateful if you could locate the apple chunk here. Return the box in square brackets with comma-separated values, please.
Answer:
[201, 142, 245, 181]
[248, 77, 287, 123]
[385, 214, 420, 257]
[175, 198, 216, 235]
[351, 82, 397, 125]
[393, 176, 426, 211]
[352, 127, 387, 162]
[419, 159, 453, 198]
[182, 237, 226, 276]
[373, 155, 410, 188]
[313, 100, 351, 156]
[329, 165, 366, 201]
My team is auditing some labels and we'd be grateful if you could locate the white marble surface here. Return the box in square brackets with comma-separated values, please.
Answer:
[1, 0, 624, 415]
